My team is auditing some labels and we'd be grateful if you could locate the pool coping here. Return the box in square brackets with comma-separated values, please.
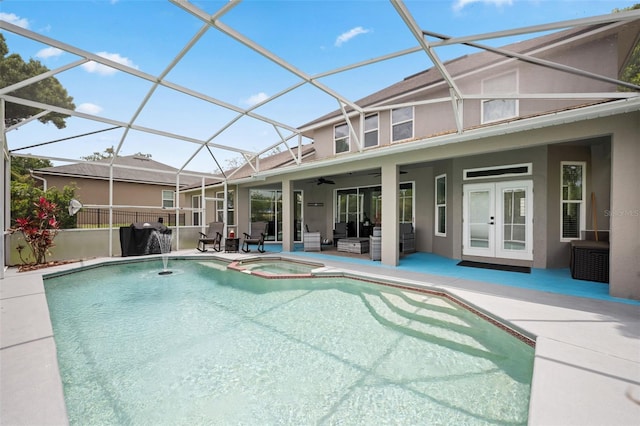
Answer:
[2, 251, 639, 425]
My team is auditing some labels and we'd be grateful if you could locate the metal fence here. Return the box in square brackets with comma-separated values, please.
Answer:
[76, 208, 185, 228]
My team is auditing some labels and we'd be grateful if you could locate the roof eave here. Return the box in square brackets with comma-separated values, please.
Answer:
[234, 97, 640, 185]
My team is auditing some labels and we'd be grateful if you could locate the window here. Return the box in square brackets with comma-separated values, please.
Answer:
[364, 114, 379, 148]
[561, 162, 586, 240]
[435, 174, 446, 236]
[215, 190, 235, 225]
[482, 71, 518, 124]
[192, 195, 201, 226]
[391, 107, 413, 142]
[334, 123, 349, 154]
[162, 190, 174, 208]
[464, 163, 531, 180]
[250, 189, 303, 242]
[399, 182, 413, 223]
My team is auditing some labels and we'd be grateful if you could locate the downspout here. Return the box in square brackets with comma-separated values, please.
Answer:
[29, 170, 47, 192]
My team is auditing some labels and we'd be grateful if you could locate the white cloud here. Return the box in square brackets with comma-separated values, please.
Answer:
[81, 51, 138, 76]
[36, 47, 64, 59]
[453, 0, 513, 12]
[243, 92, 269, 106]
[76, 103, 103, 115]
[335, 26, 370, 47]
[0, 12, 30, 29]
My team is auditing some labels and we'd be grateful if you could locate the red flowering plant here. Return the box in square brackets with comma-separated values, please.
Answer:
[10, 197, 60, 265]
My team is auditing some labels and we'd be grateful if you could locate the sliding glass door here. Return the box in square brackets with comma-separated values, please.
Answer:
[249, 189, 302, 242]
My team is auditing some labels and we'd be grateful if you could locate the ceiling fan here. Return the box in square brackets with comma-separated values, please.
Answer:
[313, 177, 335, 185]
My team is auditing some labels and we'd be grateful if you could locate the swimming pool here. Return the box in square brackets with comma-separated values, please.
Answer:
[228, 257, 322, 277]
[44, 259, 534, 425]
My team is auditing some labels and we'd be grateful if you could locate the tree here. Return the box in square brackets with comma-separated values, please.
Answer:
[81, 146, 117, 161]
[0, 34, 75, 128]
[615, 4, 640, 89]
[81, 146, 152, 161]
[10, 156, 77, 229]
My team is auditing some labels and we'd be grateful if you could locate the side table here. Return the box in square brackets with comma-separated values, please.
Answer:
[225, 238, 239, 253]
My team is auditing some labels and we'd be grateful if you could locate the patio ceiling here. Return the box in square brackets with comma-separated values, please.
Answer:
[1, 1, 639, 180]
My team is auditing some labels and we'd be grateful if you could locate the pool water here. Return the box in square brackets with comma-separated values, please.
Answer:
[45, 259, 534, 425]
[237, 259, 317, 275]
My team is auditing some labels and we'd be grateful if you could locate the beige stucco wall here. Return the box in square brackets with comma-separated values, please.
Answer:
[6, 227, 202, 266]
[45, 176, 184, 207]
[308, 32, 620, 162]
[609, 113, 640, 299]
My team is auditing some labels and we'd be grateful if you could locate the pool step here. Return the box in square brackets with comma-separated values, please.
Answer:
[361, 291, 497, 358]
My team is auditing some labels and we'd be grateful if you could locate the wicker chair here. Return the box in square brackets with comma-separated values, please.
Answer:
[333, 222, 348, 246]
[399, 223, 416, 254]
[242, 221, 267, 253]
[197, 222, 223, 252]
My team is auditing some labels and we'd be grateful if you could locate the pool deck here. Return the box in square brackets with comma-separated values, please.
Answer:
[1, 249, 639, 425]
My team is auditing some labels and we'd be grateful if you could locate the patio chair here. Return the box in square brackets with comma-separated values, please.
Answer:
[242, 221, 267, 253]
[399, 223, 416, 254]
[197, 222, 224, 252]
[333, 222, 348, 246]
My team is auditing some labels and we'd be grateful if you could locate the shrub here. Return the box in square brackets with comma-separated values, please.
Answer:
[10, 197, 60, 265]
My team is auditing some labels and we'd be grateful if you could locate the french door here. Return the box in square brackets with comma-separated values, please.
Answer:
[463, 180, 533, 260]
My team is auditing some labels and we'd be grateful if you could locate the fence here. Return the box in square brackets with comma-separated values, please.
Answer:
[76, 208, 185, 228]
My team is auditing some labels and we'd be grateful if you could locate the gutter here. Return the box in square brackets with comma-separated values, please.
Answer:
[29, 169, 47, 191]
[228, 97, 640, 185]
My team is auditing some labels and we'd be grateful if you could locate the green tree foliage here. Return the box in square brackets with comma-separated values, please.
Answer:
[81, 146, 117, 161]
[10, 157, 77, 229]
[615, 4, 640, 89]
[0, 34, 75, 128]
[10, 156, 52, 180]
[81, 146, 152, 161]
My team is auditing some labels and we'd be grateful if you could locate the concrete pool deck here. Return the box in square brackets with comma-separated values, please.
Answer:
[1, 250, 639, 425]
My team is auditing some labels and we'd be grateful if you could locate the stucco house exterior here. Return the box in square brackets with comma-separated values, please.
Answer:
[184, 19, 639, 299]
[33, 155, 202, 226]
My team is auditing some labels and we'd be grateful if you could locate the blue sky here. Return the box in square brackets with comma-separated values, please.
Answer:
[1, 0, 637, 172]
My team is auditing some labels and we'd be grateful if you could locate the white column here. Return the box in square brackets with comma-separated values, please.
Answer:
[381, 163, 399, 266]
[609, 117, 640, 299]
[1, 99, 6, 278]
[281, 178, 293, 252]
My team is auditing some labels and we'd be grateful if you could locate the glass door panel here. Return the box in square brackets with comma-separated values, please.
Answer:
[496, 182, 532, 259]
[465, 186, 494, 255]
[464, 181, 532, 260]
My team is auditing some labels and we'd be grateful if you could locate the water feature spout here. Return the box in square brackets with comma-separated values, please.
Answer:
[151, 230, 173, 275]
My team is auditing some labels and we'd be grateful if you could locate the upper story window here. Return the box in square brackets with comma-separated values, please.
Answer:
[334, 123, 350, 154]
[162, 190, 174, 208]
[482, 71, 518, 124]
[391, 106, 413, 142]
[364, 114, 379, 148]
[561, 161, 586, 240]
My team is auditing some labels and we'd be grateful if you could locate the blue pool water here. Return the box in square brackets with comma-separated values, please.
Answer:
[45, 259, 534, 425]
[238, 259, 317, 275]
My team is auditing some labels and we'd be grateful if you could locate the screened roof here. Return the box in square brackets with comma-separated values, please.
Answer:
[2, 1, 639, 179]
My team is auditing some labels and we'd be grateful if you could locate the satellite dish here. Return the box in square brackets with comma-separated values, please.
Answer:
[68, 199, 83, 216]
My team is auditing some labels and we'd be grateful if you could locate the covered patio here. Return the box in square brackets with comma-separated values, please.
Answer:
[1, 249, 638, 424]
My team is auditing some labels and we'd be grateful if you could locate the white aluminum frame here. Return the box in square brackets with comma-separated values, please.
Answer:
[1, 1, 638, 272]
